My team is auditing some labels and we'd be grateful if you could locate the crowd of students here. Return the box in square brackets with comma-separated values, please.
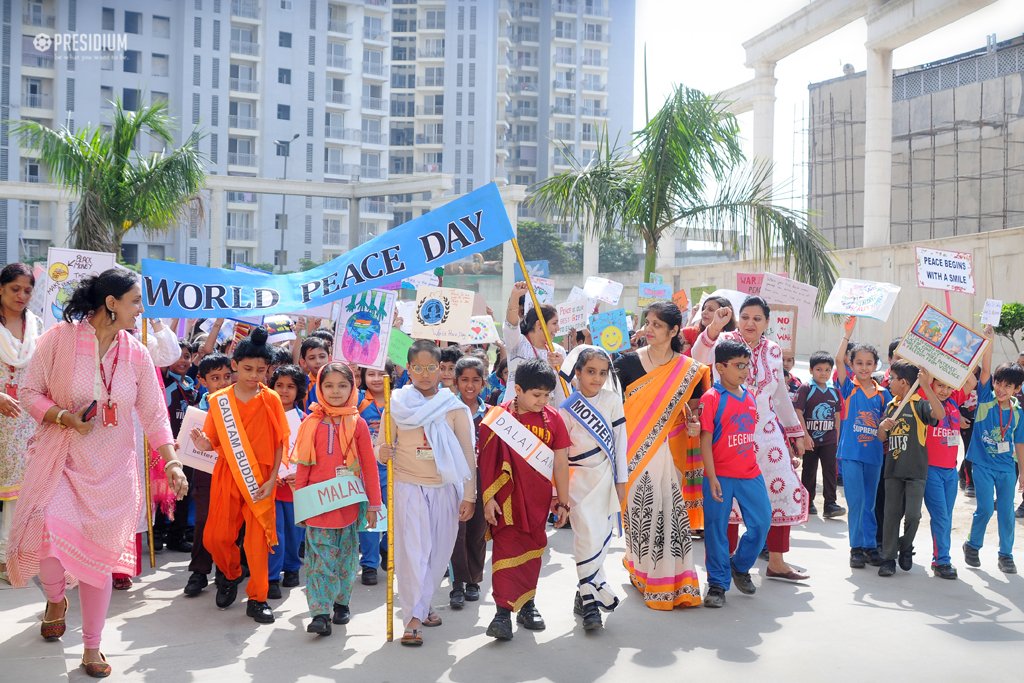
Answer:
[2, 264, 1024, 675]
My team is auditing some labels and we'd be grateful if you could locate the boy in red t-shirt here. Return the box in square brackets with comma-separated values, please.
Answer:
[699, 340, 771, 608]
[922, 372, 976, 580]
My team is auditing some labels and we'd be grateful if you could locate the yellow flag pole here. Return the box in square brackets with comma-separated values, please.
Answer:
[142, 319, 156, 569]
[510, 238, 571, 397]
[383, 375, 395, 642]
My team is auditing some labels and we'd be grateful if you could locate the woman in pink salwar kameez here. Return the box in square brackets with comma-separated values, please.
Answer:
[6, 269, 188, 678]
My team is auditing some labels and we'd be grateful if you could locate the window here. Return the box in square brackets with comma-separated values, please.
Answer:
[278, 68, 291, 84]
[279, 31, 292, 48]
[123, 50, 140, 73]
[274, 213, 287, 230]
[149, 245, 166, 260]
[152, 54, 169, 77]
[153, 16, 170, 38]
[100, 85, 113, 107]
[274, 250, 287, 267]
[277, 104, 290, 120]
[122, 88, 140, 111]
[124, 11, 142, 34]
[121, 244, 139, 265]
[152, 91, 169, 105]
[102, 7, 115, 31]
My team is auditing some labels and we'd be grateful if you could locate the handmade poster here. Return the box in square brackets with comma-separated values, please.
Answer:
[916, 247, 975, 294]
[472, 292, 489, 316]
[823, 278, 901, 322]
[895, 304, 989, 388]
[533, 276, 556, 305]
[980, 299, 1003, 326]
[584, 276, 624, 306]
[27, 262, 47, 319]
[736, 273, 764, 295]
[401, 272, 440, 290]
[200, 317, 235, 346]
[759, 273, 818, 326]
[232, 322, 254, 346]
[264, 315, 296, 345]
[589, 308, 631, 354]
[332, 289, 397, 370]
[568, 285, 598, 314]
[672, 288, 690, 312]
[556, 299, 589, 334]
[461, 315, 500, 345]
[690, 284, 716, 307]
[410, 286, 475, 342]
[513, 259, 550, 281]
[176, 407, 217, 474]
[638, 282, 673, 308]
[395, 300, 416, 335]
[765, 305, 798, 355]
[43, 247, 117, 330]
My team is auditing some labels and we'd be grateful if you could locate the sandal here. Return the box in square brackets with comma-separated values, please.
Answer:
[400, 628, 423, 647]
[422, 612, 442, 627]
[81, 652, 112, 678]
[40, 596, 69, 641]
[112, 575, 132, 591]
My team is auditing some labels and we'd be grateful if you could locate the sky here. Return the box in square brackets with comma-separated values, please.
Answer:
[633, 0, 1024, 208]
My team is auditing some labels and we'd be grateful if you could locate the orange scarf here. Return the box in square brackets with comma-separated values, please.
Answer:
[290, 367, 359, 466]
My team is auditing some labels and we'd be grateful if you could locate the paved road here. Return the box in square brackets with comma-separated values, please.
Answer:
[3, 482, 1023, 682]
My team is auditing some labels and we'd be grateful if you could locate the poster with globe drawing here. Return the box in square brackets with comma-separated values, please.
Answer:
[332, 289, 397, 371]
[43, 247, 117, 330]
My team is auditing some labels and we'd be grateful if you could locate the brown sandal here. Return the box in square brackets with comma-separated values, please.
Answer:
[400, 628, 423, 647]
[81, 652, 112, 678]
[112, 575, 133, 591]
[422, 612, 442, 627]
[40, 596, 69, 641]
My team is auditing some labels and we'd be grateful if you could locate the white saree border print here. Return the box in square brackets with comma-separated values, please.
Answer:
[481, 406, 555, 480]
[215, 394, 263, 503]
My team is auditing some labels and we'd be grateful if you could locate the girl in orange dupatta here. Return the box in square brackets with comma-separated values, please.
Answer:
[614, 303, 710, 610]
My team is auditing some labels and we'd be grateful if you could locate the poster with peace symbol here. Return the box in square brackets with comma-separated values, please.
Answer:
[410, 286, 475, 342]
[589, 308, 632, 354]
[332, 289, 397, 371]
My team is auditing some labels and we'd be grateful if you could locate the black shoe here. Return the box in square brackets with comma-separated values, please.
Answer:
[965, 484, 975, 498]
[898, 547, 914, 572]
[850, 548, 867, 569]
[1016, 502, 1024, 519]
[267, 581, 282, 600]
[281, 570, 300, 588]
[246, 600, 275, 623]
[731, 565, 756, 595]
[690, 529, 704, 540]
[450, 584, 465, 610]
[703, 585, 726, 608]
[573, 591, 584, 616]
[516, 600, 546, 630]
[307, 614, 332, 636]
[332, 603, 351, 625]
[998, 555, 1017, 574]
[361, 566, 378, 586]
[866, 548, 884, 567]
[183, 572, 208, 597]
[963, 542, 981, 568]
[958, 477, 966, 491]
[166, 539, 193, 553]
[298, 540, 305, 559]
[214, 572, 240, 609]
[823, 503, 846, 518]
[582, 603, 602, 631]
[877, 560, 897, 577]
[933, 564, 958, 580]
[486, 609, 513, 640]
[465, 583, 481, 601]
[808, 503, 818, 516]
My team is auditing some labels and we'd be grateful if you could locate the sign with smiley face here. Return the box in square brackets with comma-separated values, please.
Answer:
[588, 308, 631, 354]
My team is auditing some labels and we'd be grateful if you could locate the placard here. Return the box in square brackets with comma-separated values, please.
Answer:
[401, 272, 440, 290]
[395, 299, 416, 334]
[736, 273, 764, 295]
[588, 308, 631, 354]
[556, 299, 589, 334]
[895, 304, 989, 389]
[264, 315, 296, 345]
[980, 299, 1003, 326]
[568, 286, 598, 314]
[513, 259, 550, 281]
[916, 247, 975, 294]
[410, 286, 475, 342]
[637, 282, 673, 308]
[293, 473, 369, 524]
[333, 289, 397, 370]
[765, 304, 798, 355]
[43, 247, 117, 330]
[461, 315, 500, 345]
[533, 276, 555, 305]
[759, 273, 818, 327]
[176, 407, 217, 474]
[671, 288, 690, 312]
[690, 285, 716, 306]
[584, 276, 624, 306]
[823, 278, 901, 322]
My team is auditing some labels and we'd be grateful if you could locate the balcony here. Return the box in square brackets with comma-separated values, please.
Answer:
[361, 199, 394, 214]
[416, 163, 443, 173]
[514, 5, 539, 19]
[324, 126, 360, 142]
[326, 91, 352, 106]
[23, 93, 53, 109]
[226, 191, 258, 203]
[416, 105, 444, 116]
[360, 166, 386, 179]
[230, 40, 259, 56]
[509, 82, 538, 93]
[362, 130, 386, 145]
[415, 133, 443, 145]
[363, 27, 388, 42]
[322, 230, 345, 247]
[551, 103, 575, 115]
[323, 197, 349, 211]
[554, 28, 577, 40]
[553, 79, 576, 91]
[365, 0, 388, 7]
[327, 54, 352, 70]
[226, 226, 256, 241]
[582, 55, 608, 67]
[361, 96, 387, 112]
[418, 47, 445, 59]
[229, 77, 259, 92]
[328, 19, 353, 35]
[584, 32, 610, 43]
[228, 152, 258, 166]
[508, 105, 538, 118]
[582, 81, 606, 92]
[511, 133, 537, 143]
[418, 19, 445, 30]
[580, 105, 608, 116]
[553, 0, 577, 13]
[22, 52, 54, 69]
[363, 62, 386, 78]
[324, 162, 361, 176]
[515, 57, 538, 69]
[515, 31, 539, 44]
[228, 115, 259, 129]
[422, 76, 445, 88]
[21, 211, 46, 232]
[508, 158, 537, 169]
[231, 0, 260, 19]
[22, 11, 55, 27]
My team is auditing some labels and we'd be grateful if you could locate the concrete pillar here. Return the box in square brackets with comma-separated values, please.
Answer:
[209, 188, 224, 267]
[583, 231, 599, 277]
[348, 197, 362, 251]
[54, 198, 70, 247]
[862, 47, 893, 248]
[751, 61, 777, 167]
[502, 196, 519, 296]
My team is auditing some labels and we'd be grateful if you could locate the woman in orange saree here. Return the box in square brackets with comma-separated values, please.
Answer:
[615, 302, 710, 610]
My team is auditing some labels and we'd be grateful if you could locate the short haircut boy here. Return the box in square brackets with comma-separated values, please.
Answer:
[888, 359, 919, 386]
[198, 353, 232, 377]
[407, 339, 441, 363]
[440, 346, 464, 365]
[993, 362, 1024, 388]
[514, 357, 556, 392]
[714, 339, 751, 365]
[270, 364, 309, 407]
[809, 351, 834, 369]
[887, 337, 902, 361]
[300, 337, 330, 360]
[309, 329, 334, 345]
[455, 356, 487, 379]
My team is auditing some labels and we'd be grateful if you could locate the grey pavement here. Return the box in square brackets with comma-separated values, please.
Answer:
[3, 486, 1023, 682]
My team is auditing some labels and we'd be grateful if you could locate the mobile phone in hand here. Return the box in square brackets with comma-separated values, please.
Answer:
[81, 400, 98, 422]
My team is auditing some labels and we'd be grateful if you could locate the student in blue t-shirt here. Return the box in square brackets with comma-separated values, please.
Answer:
[835, 317, 891, 569]
[963, 327, 1024, 574]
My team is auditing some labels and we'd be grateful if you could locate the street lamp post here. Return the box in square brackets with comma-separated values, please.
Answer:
[275, 133, 300, 273]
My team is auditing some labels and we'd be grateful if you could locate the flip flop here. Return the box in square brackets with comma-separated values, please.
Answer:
[400, 628, 423, 647]
[422, 612, 442, 627]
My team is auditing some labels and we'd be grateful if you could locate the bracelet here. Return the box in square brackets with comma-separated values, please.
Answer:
[555, 502, 571, 514]
[163, 459, 184, 471]
[55, 409, 68, 429]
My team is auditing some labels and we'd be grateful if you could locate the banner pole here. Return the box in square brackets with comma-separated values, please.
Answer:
[142, 320, 156, 569]
[384, 375, 395, 643]
[510, 239, 571, 398]
[895, 379, 920, 414]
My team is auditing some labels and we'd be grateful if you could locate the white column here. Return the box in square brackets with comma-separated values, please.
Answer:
[209, 188, 224, 267]
[751, 61, 777, 167]
[583, 231, 599, 277]
[348, 197, 361, 251]
[862, 47, 893, 248]
[502, 196, 519, 296]
[54, 198, 70, 247]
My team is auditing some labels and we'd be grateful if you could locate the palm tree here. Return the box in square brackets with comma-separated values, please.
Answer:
[13, 99, 206, 255]
[531, 84, 837, 306]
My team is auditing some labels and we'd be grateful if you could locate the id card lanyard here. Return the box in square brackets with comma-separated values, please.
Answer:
[996, 403, 1012, 453]
[4, 363, 16, 400]
[98, 334, 122, 427]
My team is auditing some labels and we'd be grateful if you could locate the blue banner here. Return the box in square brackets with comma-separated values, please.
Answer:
[142, 183, 514, 317]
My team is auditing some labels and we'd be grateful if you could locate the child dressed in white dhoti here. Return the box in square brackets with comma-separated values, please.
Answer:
[558, 346, 628, 631]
